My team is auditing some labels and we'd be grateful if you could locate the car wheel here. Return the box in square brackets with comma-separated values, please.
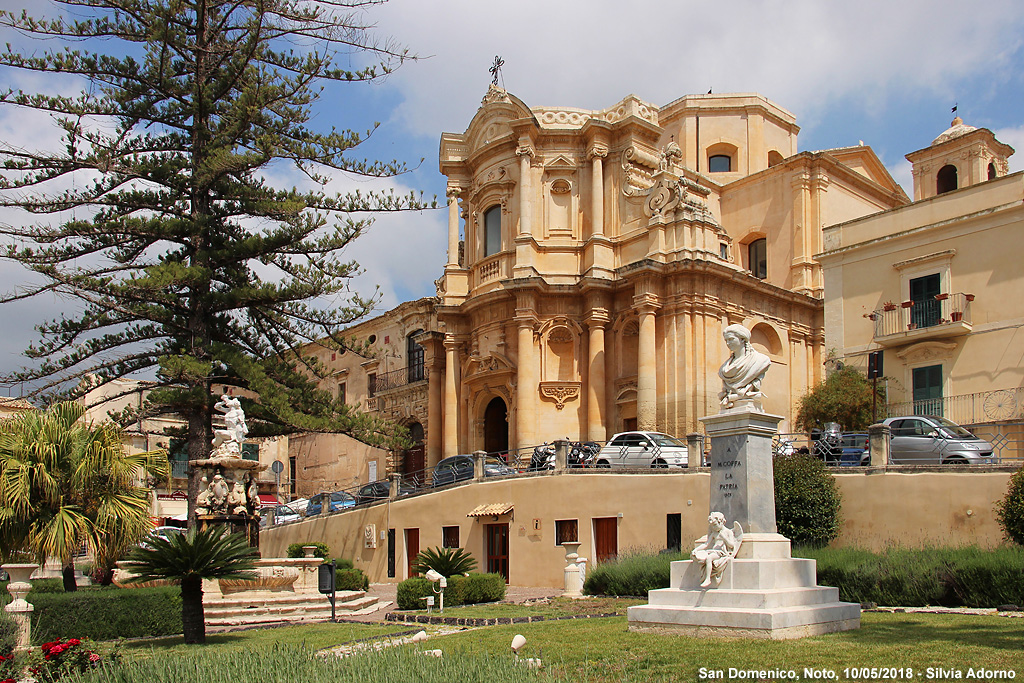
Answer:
[652, 459, 668, 468]
[596, 460, 611, 468]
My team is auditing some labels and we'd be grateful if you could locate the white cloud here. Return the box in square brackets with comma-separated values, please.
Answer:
[994, 125, 1024, 172]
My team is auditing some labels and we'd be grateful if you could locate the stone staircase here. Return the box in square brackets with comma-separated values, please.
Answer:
[204, 589, 381, 626]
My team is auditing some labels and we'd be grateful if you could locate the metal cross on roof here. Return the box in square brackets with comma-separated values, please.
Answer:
[489, 55, 504, 86]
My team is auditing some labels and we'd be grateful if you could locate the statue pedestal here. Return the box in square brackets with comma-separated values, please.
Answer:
[627, 406, 860, 639]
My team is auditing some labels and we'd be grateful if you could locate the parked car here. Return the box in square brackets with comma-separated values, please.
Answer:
[267, 498, 307, 525]
[528, 440, 601, 470]
[837, 432, 870, 466]
[142, 526, 185, 545]
[306, 491, 356, 516]
[881, 415, 995, 464]
[595, 431, 688, 468]
[354, 479, 417, 505]
[431, 454, 514, 487]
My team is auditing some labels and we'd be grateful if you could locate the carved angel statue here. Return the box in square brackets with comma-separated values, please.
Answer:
[228, 479, 247, 515]
[210, 474, 229, 514]
[691, 512, 744, 588]
[718, 323, 771, 410]
[212, 395, 248, 456]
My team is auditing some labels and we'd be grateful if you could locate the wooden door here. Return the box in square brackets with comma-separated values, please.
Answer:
[593, 517, 618, 563]
[405, 528, 419, 579]
[485, 523, 509, 582]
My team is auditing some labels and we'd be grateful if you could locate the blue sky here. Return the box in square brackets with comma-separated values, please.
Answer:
[2, 0, 1024, 390]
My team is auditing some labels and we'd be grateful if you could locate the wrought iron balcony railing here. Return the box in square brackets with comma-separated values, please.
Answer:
[373, 363, 426, 394]
[870, 292, 973, 342]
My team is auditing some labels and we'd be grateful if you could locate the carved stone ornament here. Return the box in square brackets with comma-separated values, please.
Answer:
[364, 524, 378, 549]
[539, 381, 581, 410]
[481, 83, 512, 106]
[718, 323, 771, 411]
[644, 177, 683, 218]
[690, 512, 743, 589]
[550, 178, 572, 194]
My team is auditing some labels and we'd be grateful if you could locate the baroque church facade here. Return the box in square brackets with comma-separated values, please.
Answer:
[298, 86, 910, 487]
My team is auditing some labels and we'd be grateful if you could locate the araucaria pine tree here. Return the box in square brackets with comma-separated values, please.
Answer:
[0, 0, 431, 506]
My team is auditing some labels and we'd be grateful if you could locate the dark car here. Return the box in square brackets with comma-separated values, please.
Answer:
[306, 491, 356, 516]
[431, 454, 514, 487]
[355, 479, 416, 505]
[837, 433, 870, 466]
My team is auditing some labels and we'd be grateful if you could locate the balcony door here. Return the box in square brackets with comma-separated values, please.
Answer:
[910, 273, 941, 328]
[912, 364, 943, 417]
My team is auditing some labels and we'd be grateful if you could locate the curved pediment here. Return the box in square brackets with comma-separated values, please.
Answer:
[464, 352, 515, 377]
[464, 85, 535, 153]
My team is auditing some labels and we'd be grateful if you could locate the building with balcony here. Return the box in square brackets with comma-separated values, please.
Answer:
[819, 117, 1021, 427]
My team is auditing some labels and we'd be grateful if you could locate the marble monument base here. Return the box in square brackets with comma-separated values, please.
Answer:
[627, 535, 860, 639]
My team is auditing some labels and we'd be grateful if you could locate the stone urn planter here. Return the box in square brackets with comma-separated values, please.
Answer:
[2, 563, 38, 649]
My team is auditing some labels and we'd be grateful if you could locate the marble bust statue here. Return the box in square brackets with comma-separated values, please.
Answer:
[717, 323, 771, 410]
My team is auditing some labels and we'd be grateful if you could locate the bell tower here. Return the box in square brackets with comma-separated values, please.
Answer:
[905, 116, 1014, 201]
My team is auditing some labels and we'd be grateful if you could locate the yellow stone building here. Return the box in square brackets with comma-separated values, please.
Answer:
[299, 87, 912, 488]
[819, 117, 1021, 430]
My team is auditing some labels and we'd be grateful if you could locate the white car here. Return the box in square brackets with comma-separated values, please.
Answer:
[595, 431, 688, 468]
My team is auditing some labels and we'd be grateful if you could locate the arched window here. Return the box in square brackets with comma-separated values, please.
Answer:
[988, 162, 997, 180]
[748, 238, 767, 279]
[936, 165, 958, 195]
[767, 150, 784, 167]
[708, 154, 732, 173]
[483, 205, 501, 257]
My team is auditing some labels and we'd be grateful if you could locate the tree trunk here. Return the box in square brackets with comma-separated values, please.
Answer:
[180, 575, 206, 644]
[62, 562, 78, 592]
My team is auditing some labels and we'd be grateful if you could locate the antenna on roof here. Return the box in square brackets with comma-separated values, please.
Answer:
[489, 55, 505, 88]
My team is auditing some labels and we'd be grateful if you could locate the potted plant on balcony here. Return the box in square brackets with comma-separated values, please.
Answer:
[951, 311, 963, 322]
[934, 293, 949, 301]
[882, 301, 897, 312]
[965, 293, 975, 302]
[901, 300, 914, 309]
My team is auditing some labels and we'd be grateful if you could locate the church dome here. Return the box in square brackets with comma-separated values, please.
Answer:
[932, 116, 977, 145]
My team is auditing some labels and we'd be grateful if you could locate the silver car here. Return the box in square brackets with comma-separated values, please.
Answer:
[882, 416, 995, 464]
[596, 431, 688, 468]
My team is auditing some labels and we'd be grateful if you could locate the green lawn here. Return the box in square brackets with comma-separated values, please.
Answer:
[96, 608, 1024, 683]
[393, 596, 643, 619]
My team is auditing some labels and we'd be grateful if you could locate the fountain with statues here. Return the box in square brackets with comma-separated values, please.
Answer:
[111, 395, 381, 625]
[627, 324, 860, 639]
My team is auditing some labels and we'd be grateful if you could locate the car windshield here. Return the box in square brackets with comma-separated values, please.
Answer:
[930, 416, 978, 439]
[646, 433, 686, 447]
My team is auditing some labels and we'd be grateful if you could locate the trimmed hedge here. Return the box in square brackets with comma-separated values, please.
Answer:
[774, 452, 842, 547]
[797, 545, 1024, 608]
[30, 586, 182, 643]
[396, 573, 506, 610]
[583, 550, 685, 597]
[996, 466, 1024, 545]
[336, 568, 369, 592]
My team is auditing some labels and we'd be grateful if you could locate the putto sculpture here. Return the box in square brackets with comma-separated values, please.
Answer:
[718, 323, 771, 410]
[690, 512, 743, 588]
[211, 395, 248, 457]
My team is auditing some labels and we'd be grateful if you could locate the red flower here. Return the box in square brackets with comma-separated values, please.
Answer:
[67, 638, 81, 646]
[89, 653, 101, 663]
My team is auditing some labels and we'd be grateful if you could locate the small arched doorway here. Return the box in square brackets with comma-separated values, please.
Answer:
[403, 422, 425, 482]
[483, 397, 508, 455]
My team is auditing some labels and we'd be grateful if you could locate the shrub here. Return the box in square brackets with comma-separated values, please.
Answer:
[333, 558, 355, 570]
[411, 547, 477, 577]
[335, 568, 369, 592]
[30, 586, 181, 643]
[0, 608, 18, 656]
[773, 452, 842, 547]
[286, 542, 330, 559]
[28, 579, 64, 594]
[27, 637, 120, 682]
[796, 545, 1024, 607]
[996, 467, 1024, 545]
[0, 650, 19, 683]
[583, 549, 685, 596]
[396, 573, 505, 610]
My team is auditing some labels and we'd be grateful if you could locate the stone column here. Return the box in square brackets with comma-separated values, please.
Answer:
[517, 145, 533, 237]
[446, 187, 461, 267]
[868, 423, 890, 467]
[636, 301, 660, 431]
[516, 315, 538, 449]
[589, 147, 606, 237]
[472, 450, 486, 481]
[554, 439, 569, 472]
[442, 335, 460, 458]
[586, 312, 608, 442]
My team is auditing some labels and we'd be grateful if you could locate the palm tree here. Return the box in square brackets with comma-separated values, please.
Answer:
[0, 402, 166, 590]
[121, 526, 258, 644]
